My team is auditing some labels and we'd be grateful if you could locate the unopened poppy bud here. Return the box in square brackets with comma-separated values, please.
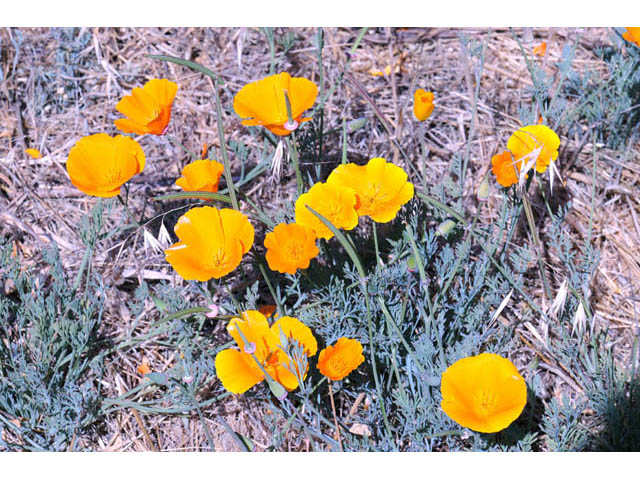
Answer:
[476, 177, 489, 202]
[436, 219, 456, 237]
[407, 256, 417, 273]
[348, 117, 367, 132]
[266, 377, 287, 400]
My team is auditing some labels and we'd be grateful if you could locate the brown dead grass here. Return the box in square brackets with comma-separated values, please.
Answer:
[1, 27, 638, 451]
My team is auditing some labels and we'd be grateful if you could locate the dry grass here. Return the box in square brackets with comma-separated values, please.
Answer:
[1, 26, 638, 451]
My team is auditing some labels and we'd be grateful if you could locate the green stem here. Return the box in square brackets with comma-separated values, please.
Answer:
[521, 191, 553, 302]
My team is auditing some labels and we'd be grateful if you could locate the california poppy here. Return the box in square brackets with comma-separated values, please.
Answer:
[317, 337, 365, 381]
[175, 159, 224, 194]
[506, 124, 560, 174]
[440, 353, 527, 433]
[264, 223, 319, 274]
[215, 311, 317, 394]
[25, 148, 42, 159]
[326, 157, 414, 223]
[164, 206, 254, 281]
[233, 72, 318, 136]
[491, 150, 522, 188]
[294, 182, 358, 240]
[114, 79, 178, 135]
[66, 133, 145, 198]
[413, 89, 434, 122]
[622, 28, 640, 47]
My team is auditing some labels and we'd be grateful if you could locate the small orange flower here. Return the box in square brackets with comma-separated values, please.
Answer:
[326, 157, 414, 223]
[413, 89, 434, 121]
[114, 79, 178, 135]
[137, 357, 151, 376]
[66, 133, 145, 198]
[506, 124, 560, 174]
[532, 42, 547, 57]
[215, 310, 317, 394]
[622, 28, 640, 47]
[25, 148, 42, 159]
[440, 353, 527, 433]
[233, 72, 318, 136]
[165, 206, 254, 281]
[264, 223, 319, 275]
[294, 182, 358, 240]
[317, 337, 365, 381]
[491, 150, 522, 188]
[175, 159, 224, 194]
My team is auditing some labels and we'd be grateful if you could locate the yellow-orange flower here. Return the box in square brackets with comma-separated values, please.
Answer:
[506, 124, 560, 174]
[25, 148, 41, 159]
[491, 150, 522, 188]
[317, 337, 365, 381]
[258, 305, 278, 318]
[114, 79, 178, 135]
[294, 182, 358, 240]
[215, 310, 317, 394]
[165, 206, 254, 281]
[326, 157, 414, 223]
[175, 159, 224, 193]
[413, 89, 434, 121]
[440, 353, 527, 433]
[622, 28, 640, 47]
[264, 223, 319, 274]
[233, 72, 318, 136]
[532, 42, 547, 57]
[66, 133, 145, 198]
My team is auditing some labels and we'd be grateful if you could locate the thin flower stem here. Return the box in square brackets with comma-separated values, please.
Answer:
[372, 220, 381, 267]
[117, 194, 140, 227]
[286, 135, 304, 196]
[327, 381, 344, 451]
[521, 191, 553, 302]
[209, 76, 239, 211]
[258, 262, 285, 318]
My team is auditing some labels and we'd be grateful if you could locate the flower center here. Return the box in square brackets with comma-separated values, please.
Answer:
[476, 390, 497, 416]
[287, 242, 304, 261]
[329, 355, 348, 375]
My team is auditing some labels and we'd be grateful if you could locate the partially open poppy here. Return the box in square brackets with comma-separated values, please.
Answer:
[294, 182, 358, 240]
[233, 72, 318, 136]
[264, 223, 319, 274]
[164, 206, 254, 281]
[114, 79, 178, 135]
[326, 157, 414, 223]
[491, 150, 522, 188]
[317, 337, 365, 381]
[215, 310, 317, 394]
[66, 133, 145, 198]
[623, 28, 640, 47]
[506, 124, 560, 174]
[440, 353, 527, 433]
[413, 89, 434, 122]
[175, 159, 224, 193]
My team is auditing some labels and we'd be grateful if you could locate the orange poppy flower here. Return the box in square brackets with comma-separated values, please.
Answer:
[233, 72, 318, 136]
[440, 353, 527, 433]
[326, 157, 414, 223]
[413, 89, 434, 122]
[622, 28, 640, 47]
[114, 79, 178, 135]
[294, 182, 358, 240]
[25, 148, 42, 159]
[491, 150, 523, 188]
[317, 337, 365, 381]
[532, 42, 547, 57]
[215, 310, 317, 394]
[264, 223, 319, 274]
[137, 357, 152, 376]
[164, 206, 254, 281]
[175, 159, 224, 193]
[66, 133, 145, 198]
[506, 124, 560, 174]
